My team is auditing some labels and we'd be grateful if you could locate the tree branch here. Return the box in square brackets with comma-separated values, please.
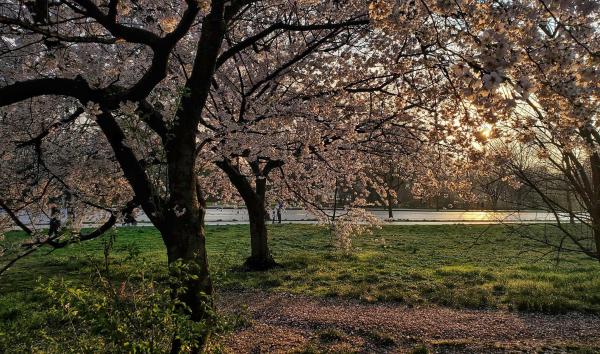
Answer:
[216, 17, 369, 69]
[0, 199, 33, 235]
[0, 77, 98, 107]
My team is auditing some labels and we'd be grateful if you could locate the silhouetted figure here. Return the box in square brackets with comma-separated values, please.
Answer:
[123, 211, 137, 226]
[277, 200, 284, 224]
[48, 207, 61, 238]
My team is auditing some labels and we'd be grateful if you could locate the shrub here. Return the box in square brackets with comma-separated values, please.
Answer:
[1, 263, 230, 353]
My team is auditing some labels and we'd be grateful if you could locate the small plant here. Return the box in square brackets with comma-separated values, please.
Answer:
[318, 328, 344, 343]
[292, 343, 320, 354]
[100, 231, 116, 274]
[411, 344, 429, 354]
[328, 208, 381, 252]
[365, 330, 395, 347]
[118, 241, 142, 262]
[224, 304, 253, 330]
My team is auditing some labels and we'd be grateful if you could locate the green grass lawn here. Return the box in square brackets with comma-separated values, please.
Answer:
[2, 224, 600, 352]
[2, 223, 599, 314]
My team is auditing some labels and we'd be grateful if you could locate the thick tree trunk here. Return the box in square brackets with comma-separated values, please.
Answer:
[243, 175, 277, 270]
[163, 111, 214, 352]
[164, 222, 212, 316]
[162, 207, 213, 353]
[245, 197, 277, 270]
[34, 0, 49, 23]
[217, 160, 278, 270]
[491, 197, 498, 210]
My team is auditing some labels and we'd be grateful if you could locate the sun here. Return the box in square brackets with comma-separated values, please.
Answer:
[480, 123, 494, 139]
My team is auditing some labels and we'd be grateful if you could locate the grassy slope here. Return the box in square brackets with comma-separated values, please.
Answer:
[2, 224, 599, 314]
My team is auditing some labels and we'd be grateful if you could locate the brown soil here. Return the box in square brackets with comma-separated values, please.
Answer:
[216, 290, 600, 353]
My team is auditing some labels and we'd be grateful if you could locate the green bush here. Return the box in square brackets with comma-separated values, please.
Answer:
[0, 264, 229, 353]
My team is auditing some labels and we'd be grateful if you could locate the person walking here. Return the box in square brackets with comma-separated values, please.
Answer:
[48, 207, 61, 238]
[277, 200, 284, 224]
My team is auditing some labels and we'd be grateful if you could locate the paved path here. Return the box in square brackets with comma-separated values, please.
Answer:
[201, 208, 567, 225]
[4, 208, 573, 228]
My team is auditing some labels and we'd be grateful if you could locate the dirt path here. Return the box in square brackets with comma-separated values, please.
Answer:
[217, 290, 600, 353]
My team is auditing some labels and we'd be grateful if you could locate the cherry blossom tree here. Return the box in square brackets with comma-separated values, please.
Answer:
[0, 99, 134, 274]
[0, 0, 373, 349]
[205, 24, 371, 269]
[448, 0, 599, 259]
[201, 15, 455, 267]
[369, 0, 599, 258]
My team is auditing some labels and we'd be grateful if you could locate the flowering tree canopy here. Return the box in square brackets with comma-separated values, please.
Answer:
[1, 0, 599, 350]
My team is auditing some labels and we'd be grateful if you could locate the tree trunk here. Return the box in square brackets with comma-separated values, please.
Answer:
[590, 152, 600, 262]
[164, 118, 214, 352]
[245, 197, 277, 270]
[162, 208, 213, 353]
[593, 223, 600, 263]
[332, 181, 339, 222]
[386, 189, 394, 219]
[590, 207, 600, 262]
[566, 190, 575, 224]
[34, 0, 49, 23]
[217, 160, 277, 270]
